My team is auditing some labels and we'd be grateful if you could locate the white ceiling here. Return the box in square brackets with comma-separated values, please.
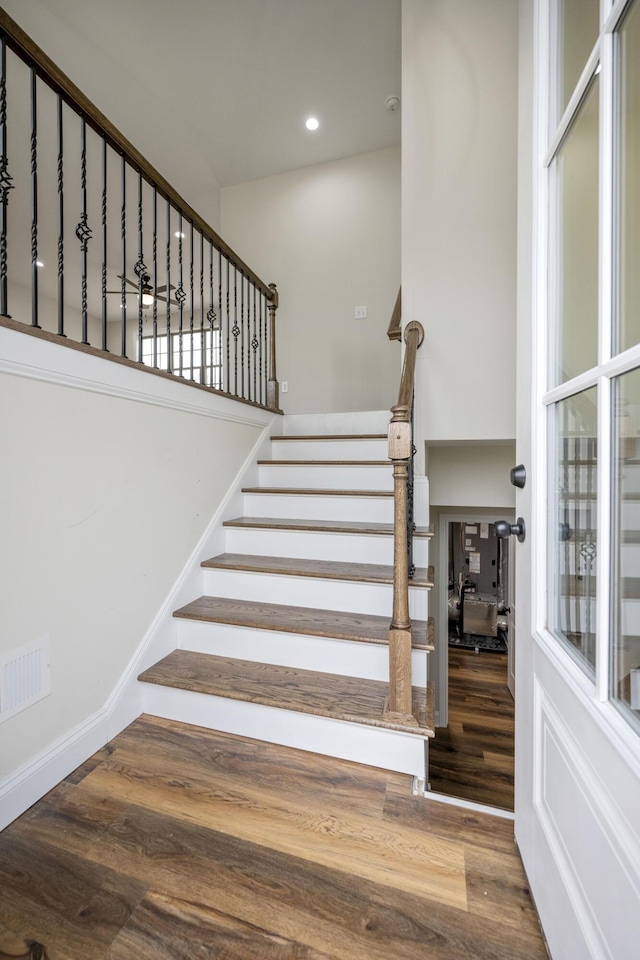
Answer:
[3, 0, 401, 188]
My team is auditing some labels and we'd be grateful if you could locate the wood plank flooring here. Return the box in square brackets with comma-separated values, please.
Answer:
[0, 716, 546, 960]
[429, 648, 515, 810]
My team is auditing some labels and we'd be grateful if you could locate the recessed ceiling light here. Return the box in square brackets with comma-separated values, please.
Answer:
[305, 117, 319, 131]
[35, 260, 44, 267]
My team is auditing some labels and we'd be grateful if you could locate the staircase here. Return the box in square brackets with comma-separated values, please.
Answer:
[139, 415, 435, 779]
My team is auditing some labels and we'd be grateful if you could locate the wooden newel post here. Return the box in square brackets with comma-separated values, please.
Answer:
[267, 282, 279, 410]
[384, 320, 425, 725]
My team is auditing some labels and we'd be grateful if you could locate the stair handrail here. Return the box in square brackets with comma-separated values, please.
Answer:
[385, 319, 424, 723]
[386, 287, 402, 341]
[0, 9, 279, 410]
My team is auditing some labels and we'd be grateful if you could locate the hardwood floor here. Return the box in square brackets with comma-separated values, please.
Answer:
[429, 648, 515, 810]
[0, 715, 545, 959]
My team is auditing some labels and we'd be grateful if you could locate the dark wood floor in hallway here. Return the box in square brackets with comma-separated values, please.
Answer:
[0, 714, 546, 959]
[429, 648, 515, 810]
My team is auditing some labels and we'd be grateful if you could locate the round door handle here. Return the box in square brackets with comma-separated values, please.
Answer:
[495, 517, 526, 543]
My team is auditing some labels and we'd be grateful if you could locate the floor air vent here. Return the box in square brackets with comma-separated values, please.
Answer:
[0, 638, 51, 723]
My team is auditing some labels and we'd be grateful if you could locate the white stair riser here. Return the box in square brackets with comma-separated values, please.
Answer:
[202, 568, 428, 618]
[270, 439, 388, 460]
[282, 411, 390, 436]
[615, 463, 640, 494]
[176, 620, 428, 685]
[622, 599, 640, 634]
[623, 502, 640, 529]
[242, 492, 394, 523]
[258, 463, 393, 491]
[223, 527, 430, 567]
[142, 684, 427, 778]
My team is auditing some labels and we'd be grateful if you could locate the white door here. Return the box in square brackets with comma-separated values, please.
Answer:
[516, 1, 640, 958]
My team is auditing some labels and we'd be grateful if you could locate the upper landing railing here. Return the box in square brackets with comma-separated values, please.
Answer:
[0, 10, 280, 411]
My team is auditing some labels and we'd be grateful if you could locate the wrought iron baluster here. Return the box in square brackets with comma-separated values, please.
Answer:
[75, 115, 92, 344]
[101, 136, 107, 349]
[0, 35, 14, 318]
[134, 170, 146, 362]
[56, 94, 64, 336]
[176, 214, 185, 376]
[152, 186, 157, 368]
[189, 222, 194, 380]
[225, 258, 230, 393]
[240, 271, 245, 397]
[208, 241, 215, 387]
[30, 67, 39, 328]
[407, 394, 416, 580]
[232, 265, 239, 395]
[166, 200, 171, 372]
[199, 231, 204, 384]
[251, 283, 258, 402]
[120, 154, 127, 356]
[259, 292, 264, 405]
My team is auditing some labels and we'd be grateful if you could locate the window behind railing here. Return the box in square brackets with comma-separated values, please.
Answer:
[0, 11, 279, 410]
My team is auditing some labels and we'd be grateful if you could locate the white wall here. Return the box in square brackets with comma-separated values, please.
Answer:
[402, 0, 519, 448]
[221, 148, 401, 414]
[428, 443, 516, 508]
[0, 322, 269, 783]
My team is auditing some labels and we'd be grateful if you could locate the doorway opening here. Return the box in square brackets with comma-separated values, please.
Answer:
[429, 515, 515, 811]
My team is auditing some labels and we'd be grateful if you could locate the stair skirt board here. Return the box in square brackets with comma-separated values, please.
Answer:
[200, 569, 429, 618]
[241, 492, 394, 523]
[141, 684, 428, 778]
[176, 620, 429, 685]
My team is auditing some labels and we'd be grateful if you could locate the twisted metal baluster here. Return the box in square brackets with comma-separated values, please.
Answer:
[225, 258, 230, 392]
[56, 94, 64, 337]
[199, 231, 204, 383]
[152, 185, 158, 368]
[101, 136, 108, 350]
[75, 116, 92, 343]
[176, 214, 185, 376]
[120, 154, 127, 356]
[208, 241, 215, 387]
[0, 36, 14, 318]
[251, 283, 258, 402]
[189, 222, 194, 380]
[134, 170, 146, 361]
[232, 265, 239, 396]
[166, 200, 171, 372]
[30, 67, 39, 327]
[240, 272, 245, 397]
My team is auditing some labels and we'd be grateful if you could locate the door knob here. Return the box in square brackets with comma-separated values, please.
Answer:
[495, 517, 526, 543]
[510, 464, 526, 488]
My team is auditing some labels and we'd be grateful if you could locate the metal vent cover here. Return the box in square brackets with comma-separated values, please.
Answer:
[0, 638, 51, 723]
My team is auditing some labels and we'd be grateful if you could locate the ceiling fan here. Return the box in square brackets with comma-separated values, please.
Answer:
[107, 274, 178, 306]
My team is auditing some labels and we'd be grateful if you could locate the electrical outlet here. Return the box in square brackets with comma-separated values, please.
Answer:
[355, 305, 367, 319]
[281, 381, 288, 393]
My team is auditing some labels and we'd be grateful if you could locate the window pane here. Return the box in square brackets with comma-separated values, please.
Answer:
[612, 369, 640, 729]
[617, 0, 640, 354]
[549, 387, 598, 675]
[550, 78, 600, 386]
[556, 0, 600, 119]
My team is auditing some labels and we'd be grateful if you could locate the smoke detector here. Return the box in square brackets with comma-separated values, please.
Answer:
[385, 95, 400, 112]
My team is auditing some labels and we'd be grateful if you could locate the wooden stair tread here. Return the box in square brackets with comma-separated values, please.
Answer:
[139, 650, 435, 738]
[270, 434, 387, 441]
[258, 460, 390, 466]
[174, 596, 434, 650]
[242, 487, 394, 497]
[202, 553, 434, 587]
[223, 516, 434, 537]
